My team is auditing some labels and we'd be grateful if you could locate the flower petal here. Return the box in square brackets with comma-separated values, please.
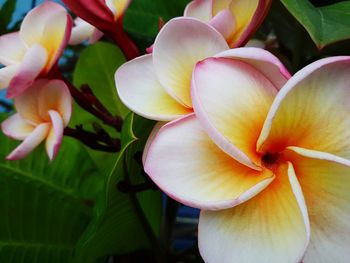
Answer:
[211, 0, 231, 15]
[184, 0, 213, 22]
[115, 54, 191, 121]
[198, 161, 309, 263]
[257, 56, 350, 159]
[14, 79, 48, 124]
[144, 114, 274, 210]
[1, 113, 35, 140]
[20, 1, 72, 70]
[69, 18, 96, 45]
[0, 65, 18, 89]
[215, 47, 291, 89]
[228, 0, 271, 47]
[192, 56, 278, 169]
[153, 17, 228, 107]
[105, 0, 131, 20]
[38, 79, 72, 126]
[46, 110, 64, 160]
[6, 123, 50, 160]
[208, 9, 236, 42]
[286, 147, 350, 263]
[0, 32, 26, 65]
[7, 44, 48, 98]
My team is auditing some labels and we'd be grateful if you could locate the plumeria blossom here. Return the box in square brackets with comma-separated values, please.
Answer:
[69, 0, 130, 45]
[144, 53, 350, 262]
[0, 1, 72, 98]
[184, 0, 271, 47]
[115, 17, 288, 122]
[1, 79, 72, 161]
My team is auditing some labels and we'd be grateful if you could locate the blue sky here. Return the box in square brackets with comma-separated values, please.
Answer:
[0, 0, 63, 27]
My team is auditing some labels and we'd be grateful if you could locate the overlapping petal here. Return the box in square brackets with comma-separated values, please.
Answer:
[0, 65, 18, 89]
[198, 162, 309, 263]
[208, 10, 236, 41]
[0, 32, 26, 65]
[115, 55, 191, 121]
[19, 1, 72, 70]
[185, 0, 271, 47]
[286, 147, 350, 263]
[46, 110, 64, 160]
[153, 17, 228, 107]
[7, 44, 48, 98]
[37, 79, 72, 126]
[1, 114, 34, 140]
[214, 48, 291, 88]
[192, 55, 280, 169]
[184, 0, 213, 22]
[257, 56, 350, 159]
[145, 114, 274, 210]
[227, 0, 271, 47]
[14, 79, 46, 124]
[6, 123, 50, 160]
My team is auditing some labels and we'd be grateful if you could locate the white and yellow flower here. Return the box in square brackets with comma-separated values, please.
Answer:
[0, 1, 72, 98]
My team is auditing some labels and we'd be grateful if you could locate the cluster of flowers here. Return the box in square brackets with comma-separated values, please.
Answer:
[115, 0, 350, 263]
[0, 0, 129, 160]
[0, 0, 349, 262]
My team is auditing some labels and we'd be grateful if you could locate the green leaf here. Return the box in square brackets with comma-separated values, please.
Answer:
[0, 0, 17, 34]
[124, 0, 190, 40]
[0, 123, 102, 262]
[72, 41, 129, 129]
[280, 0, 350, 47]
[76, 113, 161, 263]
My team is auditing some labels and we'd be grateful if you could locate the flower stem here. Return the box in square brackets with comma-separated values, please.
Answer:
[64, 126, 120, 152]
[48, 66, 123, 132]
[110, 20, 140, 60]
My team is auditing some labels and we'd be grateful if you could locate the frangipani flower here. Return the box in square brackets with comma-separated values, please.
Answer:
[69, 0, 130, 45]
[115, 18, 288, 122]
[1, 79, 72, 161]
[0, 1, 72, 98]
[145, 54, 350, 262]
[184, 0, 271, 47]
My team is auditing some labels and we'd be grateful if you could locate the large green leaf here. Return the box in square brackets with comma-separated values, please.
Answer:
[76, 113, 161, 263]
[0, 125, 102, 263]
[280, 0, 350, 48]
[72, 41, 129, 129]
[0, 0, 17, 34]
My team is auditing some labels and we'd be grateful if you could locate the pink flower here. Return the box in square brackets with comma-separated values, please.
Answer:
[115, 18, 287, 122]
[184, 0, 271, 47]
[69, 0, 130, 45]
[144, 51, 350, 262]
[1, 79, 72, 161]
[0, 1, 72, 98]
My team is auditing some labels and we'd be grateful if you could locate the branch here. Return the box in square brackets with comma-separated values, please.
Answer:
[48, 66, 123, 132]
[109, 21, 140, 60]
[64, 126, 120, 152]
